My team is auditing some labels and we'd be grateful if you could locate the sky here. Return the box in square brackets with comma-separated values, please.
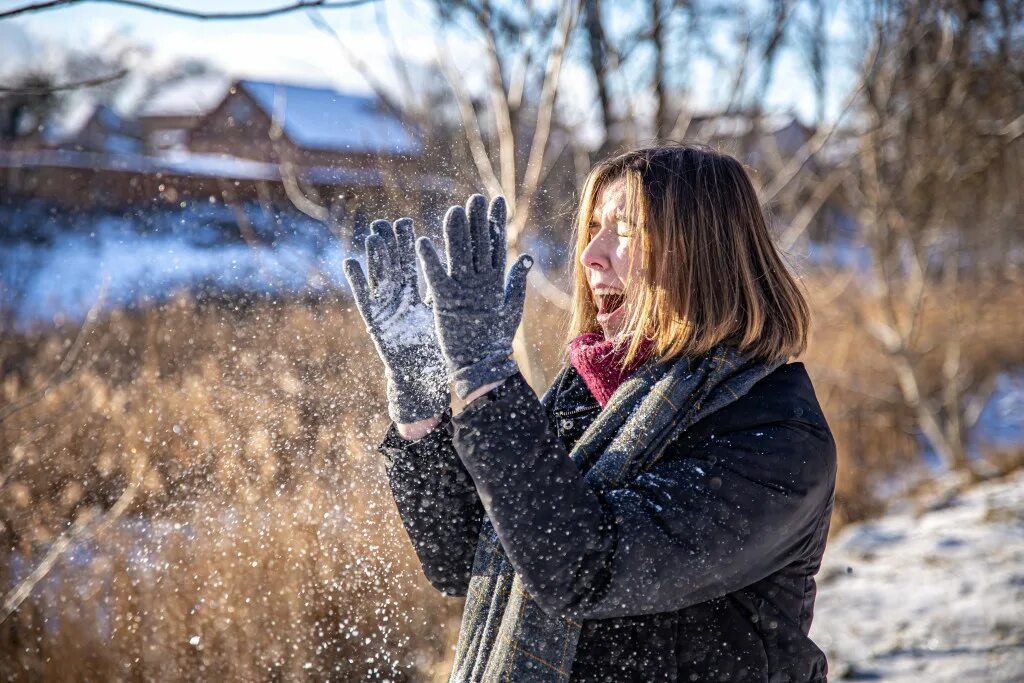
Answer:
[0, 0, 860, 145]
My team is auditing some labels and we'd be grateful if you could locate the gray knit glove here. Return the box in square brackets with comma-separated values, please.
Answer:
[415, 194, 533, 399]
[343, 218, 450, 424]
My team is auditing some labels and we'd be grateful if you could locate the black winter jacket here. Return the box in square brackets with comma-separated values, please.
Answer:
[378, 361, 836, 682]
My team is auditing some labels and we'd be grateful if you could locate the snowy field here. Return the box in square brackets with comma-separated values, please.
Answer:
[0, 202, 354, 328]
[811, 469, 1024, 681]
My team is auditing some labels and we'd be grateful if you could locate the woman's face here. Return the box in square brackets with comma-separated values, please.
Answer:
[580, 177, 637, 338]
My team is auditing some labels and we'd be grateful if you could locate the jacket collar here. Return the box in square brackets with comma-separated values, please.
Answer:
[550, 362, 601, 416]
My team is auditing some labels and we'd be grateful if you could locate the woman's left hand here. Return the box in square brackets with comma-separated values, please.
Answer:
[416, 194, 533, 399]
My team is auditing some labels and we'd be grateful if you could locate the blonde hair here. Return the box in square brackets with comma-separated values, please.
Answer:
[568, 142, 810, 367]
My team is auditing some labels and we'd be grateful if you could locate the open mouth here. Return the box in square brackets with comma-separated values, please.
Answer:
[595, 292, 625, 315]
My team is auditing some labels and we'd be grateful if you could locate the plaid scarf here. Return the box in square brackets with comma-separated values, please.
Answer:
[448, 344, 784, 682]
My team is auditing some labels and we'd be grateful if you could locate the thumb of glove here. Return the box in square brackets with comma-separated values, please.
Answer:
[501, 253, 533, 334]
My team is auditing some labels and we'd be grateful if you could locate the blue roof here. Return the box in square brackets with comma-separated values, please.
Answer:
[237, 80, 421, 156]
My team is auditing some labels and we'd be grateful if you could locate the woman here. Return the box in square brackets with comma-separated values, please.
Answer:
[343, 144, 836, 682]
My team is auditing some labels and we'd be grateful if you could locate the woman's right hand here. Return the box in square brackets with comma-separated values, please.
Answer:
[343, 218, 450, 426]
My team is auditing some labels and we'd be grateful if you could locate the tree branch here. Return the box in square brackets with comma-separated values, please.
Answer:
[437, 37, 503, 198]
[777, 165, 849, 250]
[0, 0, 377, 21]
[759, 73, 864, 204]
[509, 0, 579, 247]
[0, 69, 128, 93]
[477, 16, 518, 205]
[0, 481, 138, 625]
[527, 263, 571, 311]
[0, 279, 106, 425]
[306, 10, 406, 121]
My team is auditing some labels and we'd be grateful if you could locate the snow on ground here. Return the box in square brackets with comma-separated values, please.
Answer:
[810, 469, 1024, 681]
[0, 202, 354, 328]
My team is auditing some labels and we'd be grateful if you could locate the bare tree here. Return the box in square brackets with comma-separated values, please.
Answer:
[427, 0, 581, 385]
[845, 0, 1024, 474]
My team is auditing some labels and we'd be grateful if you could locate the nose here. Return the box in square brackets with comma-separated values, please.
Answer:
[580, 232, 607, 272]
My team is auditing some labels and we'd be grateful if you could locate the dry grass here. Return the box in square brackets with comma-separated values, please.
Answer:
[1, 275, 1021, 679]
[801, 275, 1024, 526]
[1, 295, 461, 681]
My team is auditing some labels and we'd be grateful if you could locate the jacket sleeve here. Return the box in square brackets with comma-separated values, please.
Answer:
[450, 371, 837, 621]
[378, 411, 485, 597]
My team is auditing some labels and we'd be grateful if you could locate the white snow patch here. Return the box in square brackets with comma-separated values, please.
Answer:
[1, 205, 353, 327]
[810, 469, 1024, 681]
[136, 74, 232, 118]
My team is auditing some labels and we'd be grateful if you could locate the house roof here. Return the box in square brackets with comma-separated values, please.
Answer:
[688, 112, 809, 139]
[136, 74, 233, 119]
[40, 98, 96, 145]
[236, 79, 421, 156]
[42, 102, 142, 150]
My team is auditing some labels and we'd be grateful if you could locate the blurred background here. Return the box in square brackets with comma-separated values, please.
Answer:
[1, 0, 1022, 680]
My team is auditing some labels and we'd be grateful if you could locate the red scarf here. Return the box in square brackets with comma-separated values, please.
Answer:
[568, 332, 655, 407]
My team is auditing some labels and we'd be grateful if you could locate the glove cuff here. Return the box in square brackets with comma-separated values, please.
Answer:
[451, 353, 519, 400]
[386, 374, 451, 425]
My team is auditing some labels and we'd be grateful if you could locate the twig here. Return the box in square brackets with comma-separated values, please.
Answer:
[0, 0, 377, 21]
[279, 160, 331, 223]
[0, 69, 127, 93]
[223, 194, 292, 293]
[758, 38, 880, 205]
[216, 178, 264, 249]
[0, 278, 107, 425]
[998, 113, 1024, 142]
[509, 0, 580, 247]
[260, 81, 333, 224]
[306, 10, 406, 121]
[436, 38, 503, 198]
[777, 166, 849, 250]
[477, 18, 518, 200]
[373, 1, 420, 114]
[0, 482, 138, 625]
